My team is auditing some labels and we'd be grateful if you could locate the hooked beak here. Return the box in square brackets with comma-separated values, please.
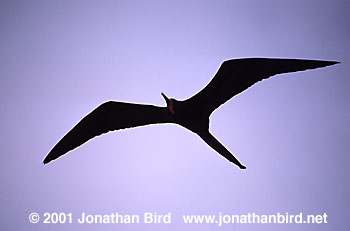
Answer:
[161, 92, 175, 115]
[161, 92, 170, 103]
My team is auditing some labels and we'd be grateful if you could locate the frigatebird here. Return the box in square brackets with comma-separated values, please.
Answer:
[43, 58, 339, 169]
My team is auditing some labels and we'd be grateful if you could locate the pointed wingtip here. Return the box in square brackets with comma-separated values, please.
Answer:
[318, 60, 340, 68]
[326, 60, 340, 65]
[307, 59, 340, 70]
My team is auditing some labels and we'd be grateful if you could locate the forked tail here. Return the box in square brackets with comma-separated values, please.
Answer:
[199, 131, 246, 169]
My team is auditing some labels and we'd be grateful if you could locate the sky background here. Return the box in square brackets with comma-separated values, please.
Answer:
[1, 0, 349, 230]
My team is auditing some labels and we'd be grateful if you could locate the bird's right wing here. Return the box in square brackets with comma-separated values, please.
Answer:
[43, 101, 170, 164]
[186, 58, 339, 115]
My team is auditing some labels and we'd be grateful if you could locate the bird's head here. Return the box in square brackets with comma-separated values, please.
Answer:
[161, 92, 176, 115]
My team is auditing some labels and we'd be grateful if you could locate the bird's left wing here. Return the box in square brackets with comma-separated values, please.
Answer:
[43, 101, 170, 164]
[186, 58, 339, 115]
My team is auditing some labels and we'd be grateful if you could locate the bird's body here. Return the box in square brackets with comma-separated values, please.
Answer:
[43, 58, 339, 169]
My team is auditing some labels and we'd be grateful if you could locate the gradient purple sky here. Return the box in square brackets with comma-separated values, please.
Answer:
[1, 0, 349, 230]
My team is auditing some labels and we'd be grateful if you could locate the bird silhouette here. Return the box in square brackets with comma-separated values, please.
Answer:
[43, 58, 339, 169]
